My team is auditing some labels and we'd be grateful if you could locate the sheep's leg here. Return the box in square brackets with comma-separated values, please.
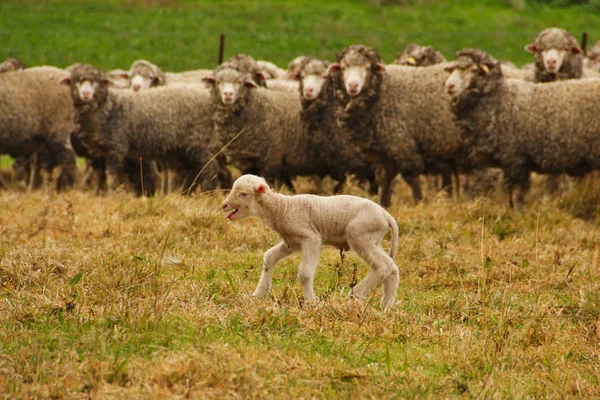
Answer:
[253, 241, 295, 298]
[441, 170, 452, 195]
[107, 153, 126, 191]
[376, 164, 397, 208]
[402, 172, 423, 203]
[297, 240, 321, 302]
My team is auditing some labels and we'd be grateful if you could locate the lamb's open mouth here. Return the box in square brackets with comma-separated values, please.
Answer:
[225, 209, 238, 219]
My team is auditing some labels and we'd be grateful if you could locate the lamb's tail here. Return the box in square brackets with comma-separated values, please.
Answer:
[386, 212, 399, 258]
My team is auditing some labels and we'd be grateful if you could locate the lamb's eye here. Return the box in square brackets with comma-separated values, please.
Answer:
[239, 193, 248, 197]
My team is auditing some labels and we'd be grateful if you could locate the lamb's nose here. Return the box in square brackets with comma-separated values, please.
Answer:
[133, 84, 141, 91]
[547, 59, 557, 66]
[221, 203, 228, 210]
[348, 82, 358, 90]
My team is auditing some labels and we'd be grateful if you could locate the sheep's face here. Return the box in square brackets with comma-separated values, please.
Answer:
[74, 80, 99, 102]
[444, 64, 479, 97]
[301, 73, 325, 100]
[327, 58, 386, 97]
[540, 48, 568, 74]
[221, 175, 270, 221]
[205, 69, 257, 105]
[129, 63, 163, 91]
[130, 73, 154, 92]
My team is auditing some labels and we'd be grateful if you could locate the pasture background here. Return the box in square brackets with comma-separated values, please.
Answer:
[1, 0, 600, 398]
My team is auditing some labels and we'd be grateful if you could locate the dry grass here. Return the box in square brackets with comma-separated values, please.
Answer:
[1, 174, 599, 399]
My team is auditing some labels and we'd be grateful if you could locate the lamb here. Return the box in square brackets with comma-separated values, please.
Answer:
[62, 64, 219, 194]
[203, 57, 345, 191]
[221, 174, 400, 309]
[327, 45, 464, 207]
[525, 27, 583, 82]
[297, 57, 377, 193]
[0, 66, 77, 191]
[0, 58, 27, 73]
[444, 48, 600, 207]
[256, 60, 287, 79]
[392, 43, 446, 66]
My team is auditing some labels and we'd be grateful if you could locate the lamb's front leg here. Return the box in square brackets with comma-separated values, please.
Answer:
[298, 240, 321, 302]
[253, 241, 295, 298]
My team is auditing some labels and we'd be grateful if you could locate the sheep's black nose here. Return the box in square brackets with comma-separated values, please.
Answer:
[221, 203, 228, 210]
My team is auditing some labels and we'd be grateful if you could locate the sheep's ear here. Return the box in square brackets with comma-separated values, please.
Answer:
[571, 46, 583, 54]
[120, 73, 130, 80]
[326, 63, 341, 75]
[202, 76, 215, 85]
[255, 183, 268, 194]
[101, 79, 115, 87]
[525, 44, 537, 54]
[59, 77, 71, 86]
[374, 62, 386, 74]
[444, 63, 456, 73]
[407, 57, 417, 65]
[245, 79, 258, 89]
[288, 72, 300, 80]
[479, 64, 491, 75]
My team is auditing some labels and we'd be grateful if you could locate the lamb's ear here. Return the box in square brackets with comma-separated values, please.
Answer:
[101, 79, 115, 87]
[571, 46, 583, 54]
[59, 77, 71, 86]
[255, 183, 268, 194]
[478, 64, 491, 75]
[326, 63, 341, 75]
[525, 44, 537, 54]
[254, 71, 267, 86]
[202, 76, 216, 85]
[374, 62, 386, 74]
[120, 72, 130, 80]
[288, 71, 300, 80]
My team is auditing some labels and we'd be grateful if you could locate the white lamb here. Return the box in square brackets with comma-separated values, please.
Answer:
[221, 175, 400, 309]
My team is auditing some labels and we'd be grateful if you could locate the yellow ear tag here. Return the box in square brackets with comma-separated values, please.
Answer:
[481, 65, 490, 74]
[408, 57, 416, 65]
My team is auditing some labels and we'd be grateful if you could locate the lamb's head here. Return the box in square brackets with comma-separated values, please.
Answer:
[203, 67, 258, 106]
[327, 45, 386, 97]
[525, 27, 582, 76]
[393, 43, 446, 67]
[298, 58, 329, 101]
[60, 64, 112, 107]
[221, 175, 271, 221]
[0, 57, 26, 73]
[128, 59, 166, 91]
[444, 48, 501, 98]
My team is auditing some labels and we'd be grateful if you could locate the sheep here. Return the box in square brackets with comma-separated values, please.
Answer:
[444, 48, 600, 207]
[584, 40, 600, 72]
[256, 60, 287, 79]
[221, 174, 400, 309]
[327, 45, 464, 207]
[0, 66, 77, 191]
[392, 43, 446, 66]
[126, 59, 167, 91]
[297, 57, 377, 194]
[286, 55, 313, 80]
[62, 64, 219, 194]
[525, 27, 583, 83]
[0, 58, 26, 73]
[204, 58, 346, 191]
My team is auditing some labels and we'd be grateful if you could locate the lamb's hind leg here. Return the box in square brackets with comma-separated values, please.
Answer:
[253, 241, 295, 298]
[348, 231, 399, 309]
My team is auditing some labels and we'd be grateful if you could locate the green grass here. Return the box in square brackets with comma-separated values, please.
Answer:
[1, 0, 599, 71]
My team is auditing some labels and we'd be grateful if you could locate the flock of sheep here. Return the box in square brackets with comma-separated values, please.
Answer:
[2, 27, 600, 208]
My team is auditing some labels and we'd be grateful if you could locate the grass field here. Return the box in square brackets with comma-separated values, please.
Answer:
[0, 174, 599, 398]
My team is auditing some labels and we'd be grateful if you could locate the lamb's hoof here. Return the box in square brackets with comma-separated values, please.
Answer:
[380, 298, 396, 311]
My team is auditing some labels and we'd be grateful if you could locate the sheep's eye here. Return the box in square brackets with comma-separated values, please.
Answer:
[239, 192, 248, 197]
